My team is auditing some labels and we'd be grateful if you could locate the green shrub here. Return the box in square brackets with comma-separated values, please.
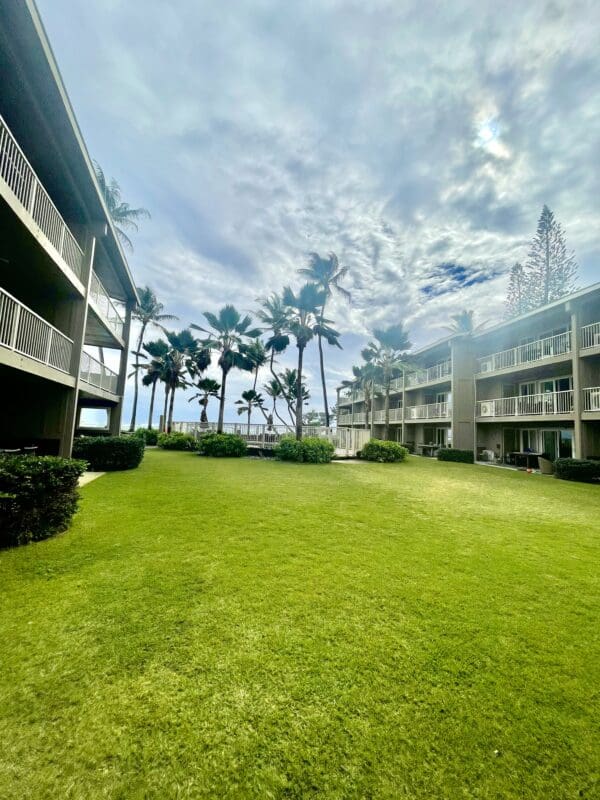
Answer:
[0, 455, 87, 548]
[274, 435, 335, 463]
[136, 428, 158, 446]
[400, 442, 415, 454]
[157, 432, 198, 451]
[198, 433, 247, 458]
[437, 448, 474, 464]
[555, 458, 600, 483]
[72, 435, 145, 471]
[361, 439, 408, 463]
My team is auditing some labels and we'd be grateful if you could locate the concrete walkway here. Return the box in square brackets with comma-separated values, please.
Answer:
[79, 472, 105, 487]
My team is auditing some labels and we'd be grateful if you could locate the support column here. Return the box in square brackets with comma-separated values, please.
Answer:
[570, 308, 582, 458]
[401, 370, 406, 444]
[109, 299, 134, 436]
[59, 232, 95, 457]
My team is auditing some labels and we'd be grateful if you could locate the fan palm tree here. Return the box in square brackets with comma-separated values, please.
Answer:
[129, 286, 177, 431]
[298, 252, 350, 427]
[362, 323, 412, 441]
[141, 338, 170, 429]
[235, 389, 268, 434]
[94, 161, 150, 251]
[191, 305, 261, 433]
[189, 378, 221, 426]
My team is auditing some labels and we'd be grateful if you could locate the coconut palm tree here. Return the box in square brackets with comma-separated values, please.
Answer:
[245, 340, 268, 394]
[362, 323, 412, 441]
[235, 389, 268, 434]
[161, 329, 199, 433]
[281, 281, 328, 439]
[191, 305, 261, 433]
[141, 338, 170, 429]
[189, 378, 221, 426]
[93, 161, 150, 251]
[298, 252, 350, 427]
[129, 287, 177, 431]
[264, 378, 290, 428]
[341, 363, 376, 432]
[256, 293, 294, 419]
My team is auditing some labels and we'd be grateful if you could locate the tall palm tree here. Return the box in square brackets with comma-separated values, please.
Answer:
[444, 310, 487, 335]
[141, 338, 170, 429]
[93, 161, 150, 250]
[235, 389, 268, 434]
[341, 363, 376, 432]
[298, 252, 350, 427]
[191, 305, 261, 433]
[362, 323, 412, 441]
[189, 378, 221, 426]
[245, 340, 268, 394]
[129, 287, 177, 431]
[162, 329, 199, 433]
[282, 283, 328, 439]
[264, 378, 290, 428]
[256, 293, 294, 419]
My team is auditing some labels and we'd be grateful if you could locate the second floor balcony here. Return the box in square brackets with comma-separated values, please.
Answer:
[89, 271, 125, 341]
[583, 387, 600, 412]
[372, 408, 403, 423]
[581, 322, 600, 350]
[0, 114, 84, 284]
[80, 351, 119, 395]
[405, 402, 450, 420]
[476, 390, 574, 418]
[405, 360, 451, 388]
[477, 331, 571, 375]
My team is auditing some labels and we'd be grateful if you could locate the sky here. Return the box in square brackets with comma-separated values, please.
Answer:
[37, 0, 600, 427]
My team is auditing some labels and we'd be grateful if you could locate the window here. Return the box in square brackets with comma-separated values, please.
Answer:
[521, 429, 538, 452]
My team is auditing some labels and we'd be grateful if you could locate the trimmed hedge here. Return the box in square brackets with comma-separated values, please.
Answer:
[361, 439, 408, 463]
[136, 428, 159, 446]
[72, 435, 145, 471]
[274, 435, 335, 464]
[157, 432, 198, 451]
[437, 448, 474, 464]
[198, 433, 247, 458]
[400, 442, 415, 454]
[0, 455, 86, 548]
[555, 458, 600, 483]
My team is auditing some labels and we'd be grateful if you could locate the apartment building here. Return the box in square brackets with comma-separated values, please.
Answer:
[336, 282, 600, 463]
[0, 1, 137, 456]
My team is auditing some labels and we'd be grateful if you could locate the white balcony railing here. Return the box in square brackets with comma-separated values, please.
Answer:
[583, 387, 600, 412]
[89, 271, 125, 339]
[581, 322, 600, 350]
[373, 408, 403, 423]
[337, 414, 354, 425]
[0, 114, 84, 282]
[405, 360, 451, 388]
[0, 287, 73, 373]
[477, 331, 571, 374]
[405, 402, 450, 420]
[80, 351, 119, 394]
[476, 390, 574, 418]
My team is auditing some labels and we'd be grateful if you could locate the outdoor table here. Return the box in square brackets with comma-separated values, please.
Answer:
[420, 444, 438, 457]
[510, 452, 541, 469]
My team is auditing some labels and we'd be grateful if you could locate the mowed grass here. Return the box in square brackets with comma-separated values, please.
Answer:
[0, 451, 599, 799]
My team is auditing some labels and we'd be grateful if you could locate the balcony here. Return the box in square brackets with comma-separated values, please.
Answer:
[405, 402, 450, 420]
[0, 114, 84, 283]
[337, 414, 353, 425]
[372, 408, 403, 423]
[477, 332, 571, 375]
[581, 322, 600, 350]
[476, 390, 574, 418]
[80, 351, 119, 395]
[405, 360, 451, 388]
[583, 387, 600, 412]
[0, 286, 73, 373]
[89, 271, 125, 340]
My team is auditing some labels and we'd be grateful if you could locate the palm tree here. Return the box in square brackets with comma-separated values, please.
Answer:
[362, 323, 412, 441]
[341, 363, 376, 432]
[282, 282, 328, 439]
[245, 340, 268, 394]
[264, 378, 290, 428]
[93, 161, 150, 250]
[189, 378, 221, 426]
[298, 252, 350, 427]
[256, 293, 294, 419]
[444, 310, 487, 335]
[141, 338, 170, 429]
[235, 389, 267, 434]
[129, 287, 177, 431]
[162, 329, 198, 433]
[191, 305, 261, 433]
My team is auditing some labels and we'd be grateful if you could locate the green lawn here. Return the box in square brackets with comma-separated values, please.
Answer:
[1, 451, 599, 799]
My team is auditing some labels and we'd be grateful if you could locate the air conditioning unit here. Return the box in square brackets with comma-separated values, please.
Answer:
[480, 401, 495, 417]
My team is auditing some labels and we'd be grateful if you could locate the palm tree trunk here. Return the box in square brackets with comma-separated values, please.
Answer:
[217, 369, 228, 433]
[384, 383, 390, 441]
[370, 380, 375, 438]
[365, 388, 370, 430]
[129, 322, 147, 431]
[295, 345, 305, 440]
[167, 386, 176, 433]
[317, 331, 330, 428]
[269, 351, 295, 419]
[147, 380, 157, 429]
[161, 384, 170, 432]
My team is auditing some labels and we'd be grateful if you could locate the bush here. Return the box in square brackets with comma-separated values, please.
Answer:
[0, 455, 87, 548]
[361, 439, 408, 463]
[274, 435, 335, 464]
[400, 442, 415, 454]
[136, 428, 159, 446]
[157, 431, 198, 451]
[555, 458, 600, 483]
[437, 448, 474, 464]
[72, 435, 145, 471]
[198, 433, 247, 458]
